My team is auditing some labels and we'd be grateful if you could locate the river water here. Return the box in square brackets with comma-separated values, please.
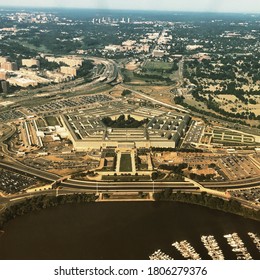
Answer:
[0, 201, 259, 260]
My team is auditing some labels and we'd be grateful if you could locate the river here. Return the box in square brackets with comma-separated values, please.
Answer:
[0, 201, 259, 260]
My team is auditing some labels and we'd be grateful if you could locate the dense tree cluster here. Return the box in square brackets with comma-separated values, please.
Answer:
[174, 96, 248, 125]
[77, 60, 95, 77]
[121, 89, 132, 96]
[158, 163, 188, 175]
[39, 58, 60, 71]
[189, 173, 214, 181]
[154, 190, 260, 221]
[102, 115, 148, 128]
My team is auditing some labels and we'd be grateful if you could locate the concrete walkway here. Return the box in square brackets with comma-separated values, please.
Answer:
[185, 177, 229, 199]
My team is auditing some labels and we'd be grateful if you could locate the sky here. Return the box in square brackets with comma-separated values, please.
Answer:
[1, 0, 260, 14]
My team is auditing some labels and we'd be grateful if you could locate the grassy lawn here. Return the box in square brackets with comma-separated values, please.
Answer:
[213, 130, 255, 144]
[143, 61, 172, 71]
[120, 153, 132, 172]
[45, 116, 60, 126]
[19, 40, 50, 53]
[244, 138, 254, 142]
[36, 118, 46, 128]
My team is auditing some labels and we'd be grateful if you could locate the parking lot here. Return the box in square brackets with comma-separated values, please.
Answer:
[0, 168, 38, 194]
[28, 94, 113, 113]
[23, 155, 99, 172]
[184, 121, 204, 144]
[0, 110, 24, 122]
[229, 188, 260, 205]
[217, 156, 260, 181]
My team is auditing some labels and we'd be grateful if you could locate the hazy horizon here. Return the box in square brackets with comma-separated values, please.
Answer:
[0, 0, 260, 14]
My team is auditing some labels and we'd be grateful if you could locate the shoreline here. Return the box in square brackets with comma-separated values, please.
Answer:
[0, 193, 259, 231]
[0, 201, 259, 260]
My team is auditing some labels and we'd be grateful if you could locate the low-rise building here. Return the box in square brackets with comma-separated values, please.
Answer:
[186, 45, 203, 51]
[1, 61, 18, 71]
[152, 49, 165, 58]
[0, 56, 9, 63]
[60, 108, 191, 151]
[22, 58, 40, 68]
[46, 56, 83, 67]
[0, 70, 9, 80]
[8, 77, 38, 87]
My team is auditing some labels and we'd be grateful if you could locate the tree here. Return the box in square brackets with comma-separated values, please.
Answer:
[151, 172, 159, 180]
[163, 188, 172, 199]
[121, 89, 132, 96]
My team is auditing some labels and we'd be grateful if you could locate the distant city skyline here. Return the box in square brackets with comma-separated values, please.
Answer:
[1, 0, 260, 14]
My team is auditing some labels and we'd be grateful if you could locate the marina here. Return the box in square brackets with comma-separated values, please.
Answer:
[248, 232, 260, 252]
[149, 232, 260, 260]
[224, 233, 252, 260]
[172, 240, 201, 260]
[201, 235, 225, 260]
[149, 249, 174, 260]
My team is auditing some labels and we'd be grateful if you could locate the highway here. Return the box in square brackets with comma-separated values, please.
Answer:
[0, 56, 118, 118]
[0, 161, 60, 182]
[119, 84, 189, 114]
[87, 56, 118, 84]
[203, 177, 260, 188]
[1, 178, 259, 211]
[60, 179, 198, 191]
[0, 155, 260, 191]
[0, 188, 90, 208]
[0, 124, 17, 155]
[0, 183, 200, 210]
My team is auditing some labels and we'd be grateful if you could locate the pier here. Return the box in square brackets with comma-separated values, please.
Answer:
[224, 233, 252, 260]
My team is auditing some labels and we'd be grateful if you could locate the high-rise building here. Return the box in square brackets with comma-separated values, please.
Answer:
[0, 80, 9, 93]
[0, 70, 9, 80]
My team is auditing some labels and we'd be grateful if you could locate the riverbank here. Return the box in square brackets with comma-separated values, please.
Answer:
[154, 190, 260, 221]
[0, 193, 97, 230]
[1, 190, 260, 231]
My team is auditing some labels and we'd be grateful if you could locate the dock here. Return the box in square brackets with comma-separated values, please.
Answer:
[224, 233, 252, 260]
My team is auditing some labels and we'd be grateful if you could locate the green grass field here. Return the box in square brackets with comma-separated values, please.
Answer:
[120, 153, 132, 172]
[45, 116, 60, 126]
[213, 129, 255, 144]
[143, 61, 173, 71]
[36, 118, 46, 128]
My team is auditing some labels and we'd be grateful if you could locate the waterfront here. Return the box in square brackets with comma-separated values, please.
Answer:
[0, 202, 259, 260]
